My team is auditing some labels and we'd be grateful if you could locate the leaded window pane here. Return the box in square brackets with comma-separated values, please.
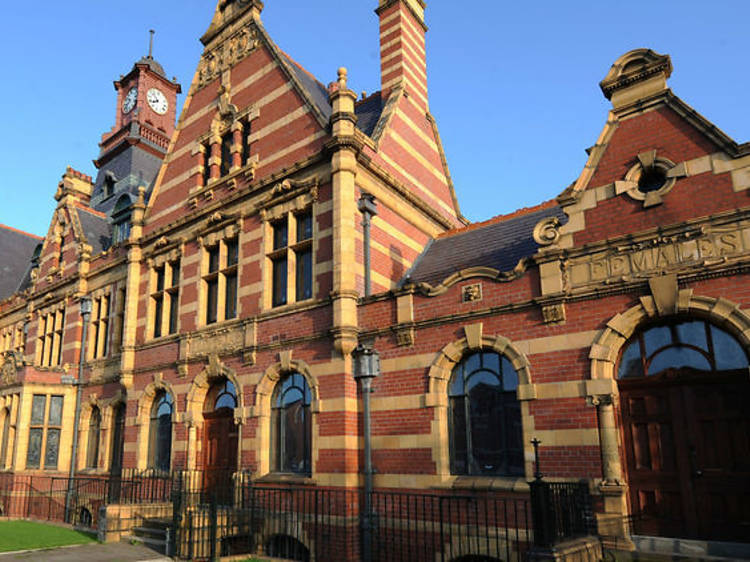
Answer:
[619, 340, 644, 379]
[31, 395, 46, 425]
[215, 381, 237, 410]
[272, 373, 311, 475]
[711, 325, 748, 370]
[642, 325, 672, 356]
[225, 273, 237, 320]
[448, 352, 523, 477]
[45, 428, 60, 469]
[27, 428, 42, 469]
[272, 258, 287, 307]
[48, 396, 63, 425]
[617, 319, 749, 379]
[675, 321, 708, 351]
[648, 347, 712, 374]
[87, 408, 101, 469]
[295, 249, 312, 301]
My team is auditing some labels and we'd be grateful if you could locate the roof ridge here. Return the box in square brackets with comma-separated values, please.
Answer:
[0, 223, 43, 240]
[74, 204, 108, 219]
[279, 49, 325, 89]
[437, 199, 558, 239]
[355, 91, 382, 107]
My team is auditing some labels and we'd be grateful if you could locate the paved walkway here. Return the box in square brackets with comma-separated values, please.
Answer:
[0, 542, 170, 562]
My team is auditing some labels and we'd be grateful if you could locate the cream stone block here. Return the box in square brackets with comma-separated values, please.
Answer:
[687, 155, 712, 176]
[732, 166, 750, 192]
[585, 378, 617, 396]
[559, 211, 586, 235]
[516, 383, 537, 401]
[532, 429, 600, 447]
[713, 152, 750, 174]
[539, 260, 564, 295]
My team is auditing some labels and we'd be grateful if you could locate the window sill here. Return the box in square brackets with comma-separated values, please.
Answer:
[255, 472, 316, 486]
[260, 298, 322, 319]
[439, 475, 530, 492]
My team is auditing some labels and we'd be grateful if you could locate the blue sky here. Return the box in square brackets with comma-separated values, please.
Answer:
[1, 1, 747, 237]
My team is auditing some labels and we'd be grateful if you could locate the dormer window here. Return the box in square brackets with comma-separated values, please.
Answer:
[104, 172, 117, 199]
[111, 194, 133, 245]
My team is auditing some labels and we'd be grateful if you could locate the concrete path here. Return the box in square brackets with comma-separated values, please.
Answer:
[0, 542, 170, 562]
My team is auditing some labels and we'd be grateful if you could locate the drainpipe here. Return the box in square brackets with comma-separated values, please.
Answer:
[357, 193, 378, 297]
[65, 296, 91, 524]
[352, 344, 380, 562]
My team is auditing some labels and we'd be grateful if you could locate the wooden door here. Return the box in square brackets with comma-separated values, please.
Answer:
[620, 370, 750, 541]
[202, 409, 238, 501]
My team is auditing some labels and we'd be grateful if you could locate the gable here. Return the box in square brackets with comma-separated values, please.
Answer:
[145, 22, 333, 235]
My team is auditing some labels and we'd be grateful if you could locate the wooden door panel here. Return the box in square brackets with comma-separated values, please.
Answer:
[683, 377, 750, 542]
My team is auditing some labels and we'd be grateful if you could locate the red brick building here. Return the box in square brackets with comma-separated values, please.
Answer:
[1, 1, 749, 560]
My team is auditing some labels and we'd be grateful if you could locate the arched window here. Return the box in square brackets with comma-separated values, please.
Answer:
[86, 406, 101, 469]
[449, 351, 523, 477]
[110, 403, 126, 475]
[0, 407, 10, 469]
[212, 380, 237, 411]
[618, 318, 749, 379]
[271, 373, 311, 475]
[148, 391, 173, 472]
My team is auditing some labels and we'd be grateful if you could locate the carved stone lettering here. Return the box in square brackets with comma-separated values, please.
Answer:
[569, 226, 748, 288]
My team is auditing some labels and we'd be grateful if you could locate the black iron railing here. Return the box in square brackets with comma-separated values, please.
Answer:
[529, 480, 595, 547]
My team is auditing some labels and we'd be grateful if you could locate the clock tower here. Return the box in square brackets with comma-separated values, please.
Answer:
[90, 32, 182, 215]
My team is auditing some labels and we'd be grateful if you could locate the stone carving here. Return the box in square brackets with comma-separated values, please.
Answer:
[541, 303, 566, 324]
[462, 283, 482, 302]
[568, 224, 750, 288]
[197, 27, 260, 90]
[395, 326, 415, 347]
[533, 216, 562, 246]
[188, 326, 244, 358]
[0, 352, 18, 385]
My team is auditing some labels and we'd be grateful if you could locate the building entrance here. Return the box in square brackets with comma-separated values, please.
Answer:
[617, 319, 750, 542]
[202, 379, 238, 500]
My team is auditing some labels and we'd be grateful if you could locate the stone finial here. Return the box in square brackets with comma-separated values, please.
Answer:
[600, 48, 672, 109]
[337, 67, 348, 88]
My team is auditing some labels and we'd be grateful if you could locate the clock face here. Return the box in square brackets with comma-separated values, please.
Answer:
[147, 88, 169, 115]
[122, 87, 137, 114]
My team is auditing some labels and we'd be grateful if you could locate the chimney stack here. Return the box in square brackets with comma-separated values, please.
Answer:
[376, 0, 428, 110]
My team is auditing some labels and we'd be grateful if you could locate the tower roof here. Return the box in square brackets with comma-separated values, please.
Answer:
[134, 54, 166, 78]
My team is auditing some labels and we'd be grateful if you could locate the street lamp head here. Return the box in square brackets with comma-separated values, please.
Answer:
[352, 344, 380, 380]
[357, 193, 378, 216]
[79, 296, 93, 317]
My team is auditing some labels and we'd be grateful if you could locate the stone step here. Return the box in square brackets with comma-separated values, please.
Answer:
[629, 535, 750, 561]
[132, 525, 168, 539]
[123, 534, 168, 554]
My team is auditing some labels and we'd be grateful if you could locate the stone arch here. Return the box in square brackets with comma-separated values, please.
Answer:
[589, 291, 750, 382]
[78, 394, 103, 471]
[425, 323, 534, 482]
[185, 355, 244, 427]
[184, 355, 243, 470]
[105, 390, 128, 473]
[251, 352, 320, 476]
[587, 291, 750, 522]
[135, 377, 177, 470]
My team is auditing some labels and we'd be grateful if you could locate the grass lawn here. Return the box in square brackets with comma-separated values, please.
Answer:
[0, 520, 97, 553]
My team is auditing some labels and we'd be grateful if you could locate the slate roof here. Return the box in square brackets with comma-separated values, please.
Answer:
[279, 52, 384, 138]
[355, 93, 384, 137]
[0, 225, 42, 301]
[406, 203, 568, 286]
[75, 208, 112, 255]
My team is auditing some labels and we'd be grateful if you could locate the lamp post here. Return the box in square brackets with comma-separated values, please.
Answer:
[65, 296, 91, 524]
[357, 193, 378, 297]
[352, 343, 380, 562]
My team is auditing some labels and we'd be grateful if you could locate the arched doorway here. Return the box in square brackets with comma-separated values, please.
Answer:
[202, 378, 238, 500]
[108, 402, 126, 502]
[616, 317, 750, 542]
